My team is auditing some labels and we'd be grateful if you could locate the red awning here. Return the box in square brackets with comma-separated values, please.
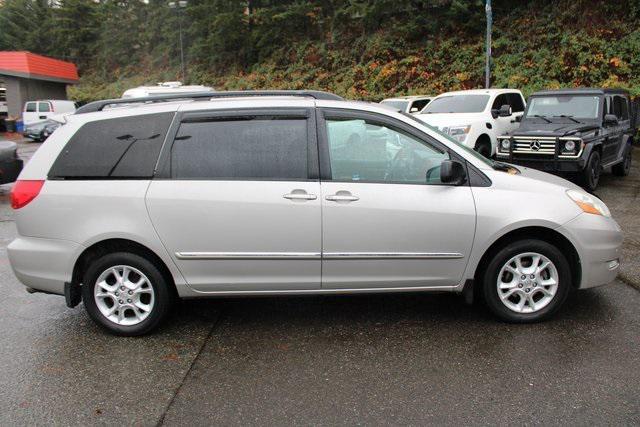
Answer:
[0, 51, 78, 84]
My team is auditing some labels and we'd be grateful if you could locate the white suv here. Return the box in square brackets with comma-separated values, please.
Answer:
[417, 89, 526, 157]
[8, 91, 622, 335]
[380, 95, 433, 114]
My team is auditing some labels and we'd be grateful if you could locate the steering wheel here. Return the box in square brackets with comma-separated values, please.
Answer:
[385, 147, 422, 181]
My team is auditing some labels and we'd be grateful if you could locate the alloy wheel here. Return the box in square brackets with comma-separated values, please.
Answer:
[94, 265, 155, 326]
[496, 252, 559, 314]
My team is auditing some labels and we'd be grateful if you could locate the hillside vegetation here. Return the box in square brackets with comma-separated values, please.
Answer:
[1, 0, 640, 102]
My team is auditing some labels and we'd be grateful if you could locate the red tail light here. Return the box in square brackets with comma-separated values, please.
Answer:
[11, 180, 44, 209]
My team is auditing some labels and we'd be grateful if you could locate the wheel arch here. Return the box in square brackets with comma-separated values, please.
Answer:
[71, 238, 179, 299]
[473, 226, 582, 294]
[475, 133, 492, 147]
[474, 133, 494, 155]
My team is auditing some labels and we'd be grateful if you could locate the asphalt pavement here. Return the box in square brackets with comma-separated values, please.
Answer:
[0, 139, 638, 426]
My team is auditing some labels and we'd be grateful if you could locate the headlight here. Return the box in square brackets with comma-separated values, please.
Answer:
[564, 140, 575, 151]
[500, 139, 510, 150]
[447, 125, 471, 143]
[566, 189, 610, 217]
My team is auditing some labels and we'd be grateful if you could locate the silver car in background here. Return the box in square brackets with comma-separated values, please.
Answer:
[7, 91, 622, 335]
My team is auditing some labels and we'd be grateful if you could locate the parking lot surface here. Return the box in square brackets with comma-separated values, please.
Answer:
[0, 139, 638, 425]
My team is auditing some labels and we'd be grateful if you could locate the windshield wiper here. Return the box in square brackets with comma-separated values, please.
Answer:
[553, 115, 581, 124]
[530, 114, 552, 123]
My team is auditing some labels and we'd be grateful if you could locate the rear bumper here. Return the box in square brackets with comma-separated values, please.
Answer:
[7, 236, 82, 295]
[558, 213, 623, 289]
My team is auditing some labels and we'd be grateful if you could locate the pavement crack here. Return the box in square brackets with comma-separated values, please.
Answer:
[155, 311, 224, 427]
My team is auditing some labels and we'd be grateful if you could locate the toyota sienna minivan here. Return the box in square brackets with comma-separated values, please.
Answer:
[7, 91, 622, 335]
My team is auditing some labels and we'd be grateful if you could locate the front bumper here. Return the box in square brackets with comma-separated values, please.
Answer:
[8, 236, 83, 295]
[558, 213, 623, 289]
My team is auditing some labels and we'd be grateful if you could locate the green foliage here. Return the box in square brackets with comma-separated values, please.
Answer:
[2, 0, 640, 102]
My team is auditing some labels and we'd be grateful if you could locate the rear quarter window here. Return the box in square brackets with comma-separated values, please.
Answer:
[48, 112, 173, 179]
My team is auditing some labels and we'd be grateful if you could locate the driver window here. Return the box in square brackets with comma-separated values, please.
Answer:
[326, 118, 449, 184]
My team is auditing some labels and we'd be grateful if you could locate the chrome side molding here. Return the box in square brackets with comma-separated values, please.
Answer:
[175, 252, 322, 260]
[176, 252, 463, 260]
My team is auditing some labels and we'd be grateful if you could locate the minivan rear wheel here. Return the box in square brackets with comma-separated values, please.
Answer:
[82, 252, 173, 336]
[482, 239, 571, 323]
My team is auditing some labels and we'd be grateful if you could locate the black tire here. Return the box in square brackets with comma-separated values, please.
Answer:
[482, 239, 571, 323]
[475, 139, 492, 158]
[81, 252, 173, 336]
[580, 150, 601, 192]
[612, 147, 632, 177]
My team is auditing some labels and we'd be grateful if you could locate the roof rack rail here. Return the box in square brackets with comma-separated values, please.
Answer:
[75, 90, 344, 114]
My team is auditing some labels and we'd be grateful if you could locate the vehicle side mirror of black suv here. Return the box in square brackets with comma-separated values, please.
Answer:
[604, 114, 619, 126]
[439, 159, 466, 185]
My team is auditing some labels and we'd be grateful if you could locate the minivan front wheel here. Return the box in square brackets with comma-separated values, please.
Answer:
[82, 252, 173, 336]
[483, 240, 571, 323]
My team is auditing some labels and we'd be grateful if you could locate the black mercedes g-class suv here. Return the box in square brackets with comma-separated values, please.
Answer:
[497, 88, 636, 191]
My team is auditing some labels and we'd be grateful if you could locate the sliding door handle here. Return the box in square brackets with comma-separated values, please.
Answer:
[325, 194, 359, 202]
[283, 192, 317, 201]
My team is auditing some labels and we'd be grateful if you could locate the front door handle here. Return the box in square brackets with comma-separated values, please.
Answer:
[325, 192, 359, 202]
[283, 191, 317, 201]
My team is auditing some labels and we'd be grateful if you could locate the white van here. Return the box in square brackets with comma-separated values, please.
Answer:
[23, 100, 76, 126]
[122, 81, 213, 98]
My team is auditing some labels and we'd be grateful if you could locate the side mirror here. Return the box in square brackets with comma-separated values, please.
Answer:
[409, 107, 419, 113]
[499, 104, 512, 117]
[604, 114, 618, 126]
[439, 159, 466, 185]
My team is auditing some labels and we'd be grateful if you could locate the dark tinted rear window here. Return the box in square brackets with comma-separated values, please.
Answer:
[171, 117, 308, 180]
[49, 112, 173, 179]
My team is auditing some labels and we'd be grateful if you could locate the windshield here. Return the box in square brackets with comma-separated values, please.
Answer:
[421, 95, 490, 114]
[380, 100, 409, 111]
[526, 95, 600, 120]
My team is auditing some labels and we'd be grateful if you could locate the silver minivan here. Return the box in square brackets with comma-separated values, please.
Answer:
[7, 91, 622, 335]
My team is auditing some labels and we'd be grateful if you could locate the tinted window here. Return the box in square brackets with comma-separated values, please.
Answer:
[171, 117, 308, 180]
[492, 94, 509, 110]
[613, 96, 628, 120]
[508, 93, 525, 112]
[38, 102, 51, 112]
[326, 118, 448, 184]
[422, 95, 490, 114]
[25, 102, 36, 112]
[411, 99, 430, 112]
[49, 112, 173, 179]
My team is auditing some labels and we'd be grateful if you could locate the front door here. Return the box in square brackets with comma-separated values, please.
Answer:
[146, 108, 322, 292]
[318, 109, 476, 289]
[492, 93, 523, 137]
